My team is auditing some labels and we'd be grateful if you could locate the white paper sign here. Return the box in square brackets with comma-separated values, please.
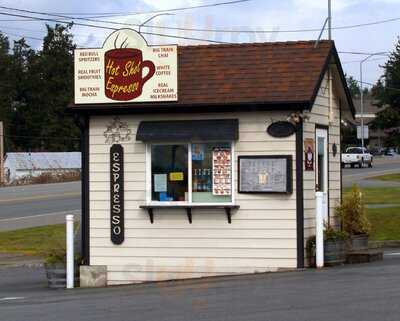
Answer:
[357, 125, 369, 139]
[154, 174, 167, 192]
[74, 29, 178, 104]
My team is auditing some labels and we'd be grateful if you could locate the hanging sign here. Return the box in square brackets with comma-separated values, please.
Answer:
[74, 29, 178, 104]
[267, 121, 296, 138]
[304, 138, 314, 171]
[212, 148, 232, 196]
[110, 144, 124, 245]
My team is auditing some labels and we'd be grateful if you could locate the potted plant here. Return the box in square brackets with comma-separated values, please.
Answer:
[306, 225, 347, 267]
[323, 225, 347, 266]
[306, 236, 316, 268]
[336, 184, 371, 251]
[44, 245, 80, 289]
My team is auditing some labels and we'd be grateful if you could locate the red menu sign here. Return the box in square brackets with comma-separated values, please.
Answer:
[74, 29, 178, 104]
[212, 148, 232, 196]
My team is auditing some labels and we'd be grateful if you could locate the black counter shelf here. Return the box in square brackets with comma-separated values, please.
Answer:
[139, 204, 240, 224]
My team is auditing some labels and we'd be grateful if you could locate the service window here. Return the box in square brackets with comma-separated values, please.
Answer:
[151, 144, 188, 202]
[148, 142, 233, 204]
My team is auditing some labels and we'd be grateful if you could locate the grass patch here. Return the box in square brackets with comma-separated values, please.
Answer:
[343, 187, 400, 205]
[367, 207, 400, 241]
[0, 224, 66, 256]
[343, 186, 400, 240]
[366, 173, 400, 182]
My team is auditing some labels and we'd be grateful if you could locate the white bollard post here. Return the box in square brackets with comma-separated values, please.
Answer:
[315, 192, 324, 268]
[66, 214, 74, 289]
[322, 192, 328, 227]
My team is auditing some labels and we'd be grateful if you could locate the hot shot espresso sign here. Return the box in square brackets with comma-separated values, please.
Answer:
[74, 29, 178, 104]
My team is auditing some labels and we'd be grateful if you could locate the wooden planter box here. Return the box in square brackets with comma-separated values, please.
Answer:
[45, 263, 79, 289]
[347, 234, 369, 252]
[324, 240, 346, 266]
[307, 239, 346, 267]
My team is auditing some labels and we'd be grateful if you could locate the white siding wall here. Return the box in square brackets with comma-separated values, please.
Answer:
[89, 111, 298, 285]
[303, 69, 342, 259]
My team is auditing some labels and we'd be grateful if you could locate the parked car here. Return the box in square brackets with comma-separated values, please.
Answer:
[341, 147, 373, 168]
[369, 147, 384, 156]
[384, 148, 396, 156]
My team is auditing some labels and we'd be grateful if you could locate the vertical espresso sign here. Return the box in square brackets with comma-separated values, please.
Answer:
[110, 144, 124, 244]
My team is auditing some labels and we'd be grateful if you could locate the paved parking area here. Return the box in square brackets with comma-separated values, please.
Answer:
[1, 251, 400, 321]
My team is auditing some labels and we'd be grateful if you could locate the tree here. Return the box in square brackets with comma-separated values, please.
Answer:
[346, 75, 361, 98]
[0, 24, 80, 152]
[35, 24, 79, 151]
[0, 34, 14, 151]
[8, 38, 37, 151]
[372, 37, 400, 147]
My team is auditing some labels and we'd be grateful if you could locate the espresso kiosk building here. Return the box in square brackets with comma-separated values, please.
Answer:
[72, 29, 354, 286]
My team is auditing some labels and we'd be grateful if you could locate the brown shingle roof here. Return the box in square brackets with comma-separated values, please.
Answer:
[71, 40, 353, 113]
[176, 40, 332, 105]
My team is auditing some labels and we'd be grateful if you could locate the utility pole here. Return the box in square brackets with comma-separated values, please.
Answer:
[0, 121, 4, 185]
[328, 0, 333, 124]
[359, 52, 387, 148]
[328, 0, 332, 40]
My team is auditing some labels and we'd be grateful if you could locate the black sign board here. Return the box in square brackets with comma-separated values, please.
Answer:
[110, 144, 124, 244]
[238, 155, 293, 193]
[267, 121, 296, 138]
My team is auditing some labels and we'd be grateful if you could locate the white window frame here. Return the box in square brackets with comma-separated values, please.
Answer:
[146, 141, 235, 206]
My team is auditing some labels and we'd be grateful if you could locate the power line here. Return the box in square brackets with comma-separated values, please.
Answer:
[356, 79, 400, 92]
[0, 11, 228, 43]
[123, 15, 400, 34]
[35, 0, 251, 18]
[1, 4, 400, 34]
[0, 30, 42, 41]
[338, 51, 389, 56]
[0, 7, 397, 55]
[0, 24, 105, 40]
[342, 57, 388, 64]
[0, 18, 39, 21]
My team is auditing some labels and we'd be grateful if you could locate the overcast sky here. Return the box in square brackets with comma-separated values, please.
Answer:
[1, 0, 399, 86]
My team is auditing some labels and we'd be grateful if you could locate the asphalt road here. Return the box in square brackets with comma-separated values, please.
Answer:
[342, 156, 400, 187]
[0, 182, 81, 231]
[0, 156, 399, 231]
[1, 251, 400, 321]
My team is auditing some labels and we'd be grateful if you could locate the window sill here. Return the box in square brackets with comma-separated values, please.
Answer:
[139, 204, 239, 224]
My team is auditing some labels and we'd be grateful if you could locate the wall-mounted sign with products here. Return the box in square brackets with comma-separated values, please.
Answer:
[74, 29, 178, 104]
[238, 155, 292, 193]
[212, 148, 232, 196]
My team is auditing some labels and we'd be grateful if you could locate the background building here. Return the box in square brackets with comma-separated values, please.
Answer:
[3, 152, 81, 183]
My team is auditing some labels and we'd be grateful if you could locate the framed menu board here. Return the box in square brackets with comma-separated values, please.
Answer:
[238, 155, 292, 193]
[212, 148, 232, 196]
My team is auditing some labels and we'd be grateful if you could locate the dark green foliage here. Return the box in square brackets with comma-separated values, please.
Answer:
[372, 38, 400, 147]
[0, 24, 79, 152]
[346, 75, 361, 98]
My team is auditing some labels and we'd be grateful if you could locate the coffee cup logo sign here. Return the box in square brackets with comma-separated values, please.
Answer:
[105, 48, 155, 101]
[74, 29, 177, 104]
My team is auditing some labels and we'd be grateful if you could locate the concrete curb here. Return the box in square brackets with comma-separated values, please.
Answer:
[0, 253, 44, 268]
[369, 240, 400, 249]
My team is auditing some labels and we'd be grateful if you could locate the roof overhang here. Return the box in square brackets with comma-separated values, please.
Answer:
[310, 43, 356, 118]
[69, 100, 310, 116]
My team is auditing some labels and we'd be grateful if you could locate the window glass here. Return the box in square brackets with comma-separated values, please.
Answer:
[151, 145, 188, 202]
[347, 147, 362, 154]
[192, 143, 232, 203]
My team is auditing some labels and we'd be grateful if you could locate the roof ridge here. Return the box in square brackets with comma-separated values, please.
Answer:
[178, 40, 334, 50]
